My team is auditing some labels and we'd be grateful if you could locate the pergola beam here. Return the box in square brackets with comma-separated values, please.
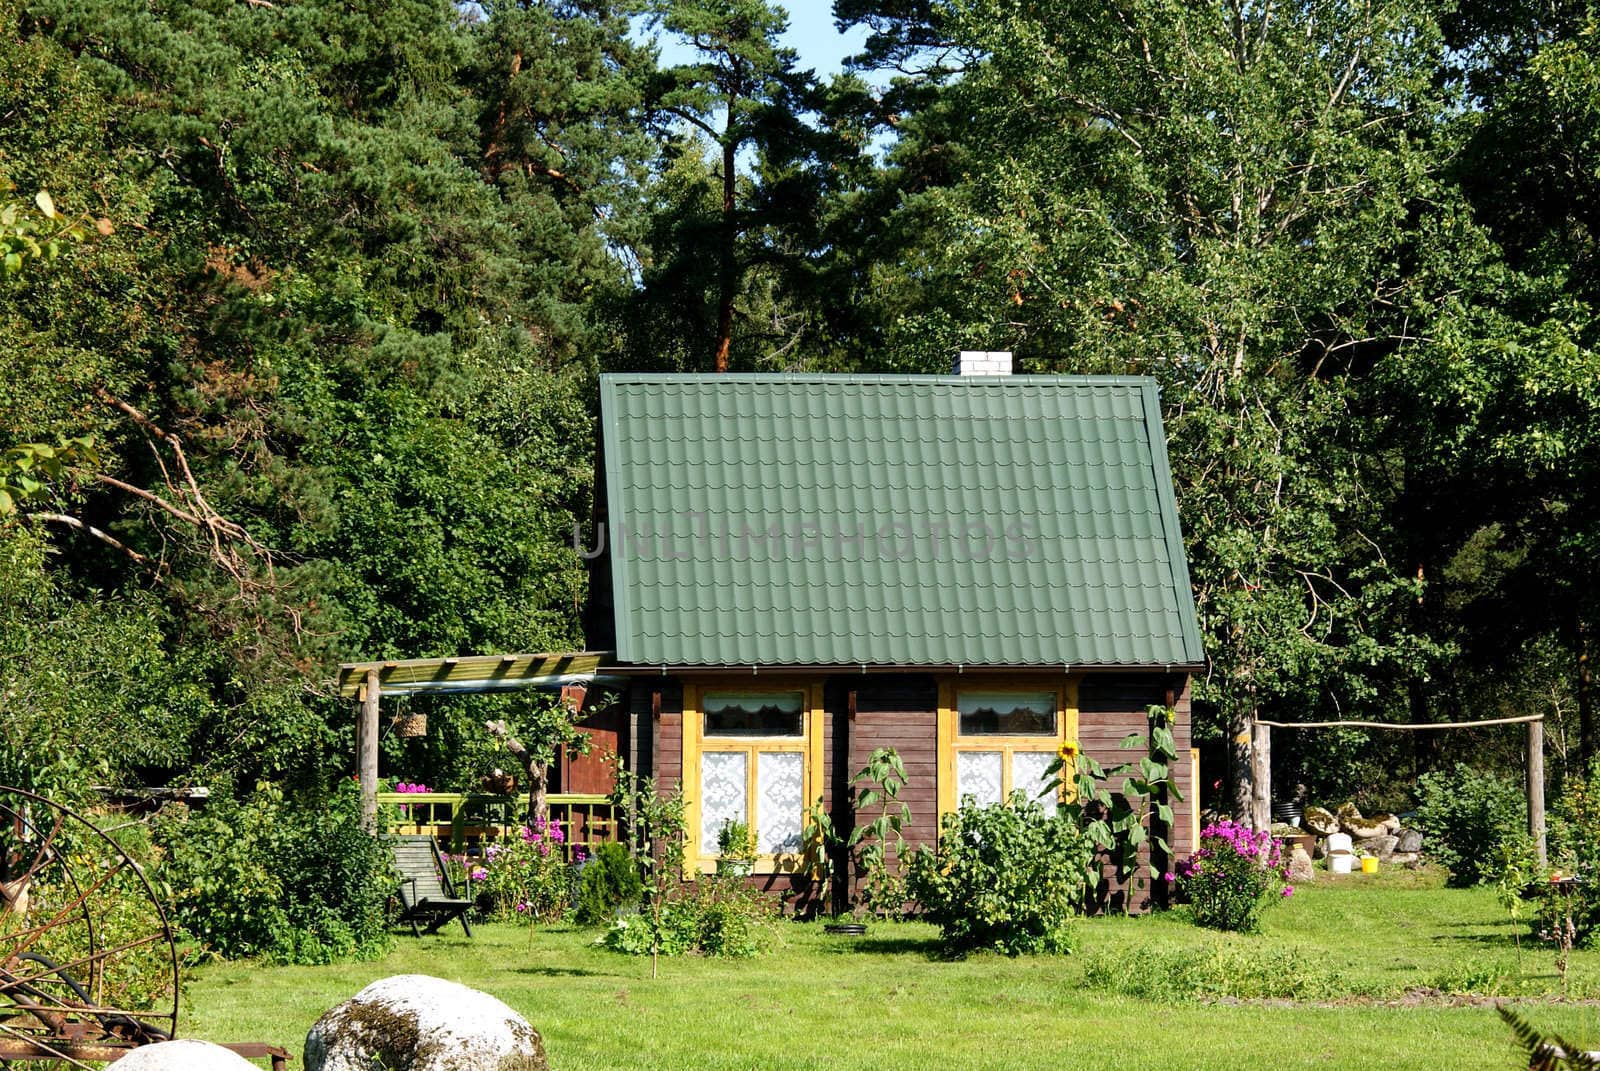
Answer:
[338, 651, 621, 828]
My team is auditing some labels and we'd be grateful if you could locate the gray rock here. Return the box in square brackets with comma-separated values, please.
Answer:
[1357, 834, 1400, 863]
[1389, 851, 1421, 867]
[1396, 828, 1423, 853]
[305, 975, 547, 1071]
[1288, 843, 1317, 883]
[1303, 806, 1339, 836]
[109, 1041, 260, 1071]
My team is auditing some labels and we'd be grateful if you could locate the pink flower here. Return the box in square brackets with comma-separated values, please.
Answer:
[1163, 871, 1175, 883]
[470, 867, 488, 881]
[515, 901, 530, 914]
[1282, 885, 1295, 897]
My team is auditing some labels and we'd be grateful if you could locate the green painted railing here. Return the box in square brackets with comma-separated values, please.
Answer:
[377, 791, 616, 856]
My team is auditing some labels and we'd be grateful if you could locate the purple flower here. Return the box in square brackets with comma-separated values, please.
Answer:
[470, 867, 488, 881]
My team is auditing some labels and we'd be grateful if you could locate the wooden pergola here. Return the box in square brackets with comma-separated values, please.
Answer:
[335, 651, 623, 827]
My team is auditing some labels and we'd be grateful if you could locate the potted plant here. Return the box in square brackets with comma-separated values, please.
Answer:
[716, 818, 756, 877]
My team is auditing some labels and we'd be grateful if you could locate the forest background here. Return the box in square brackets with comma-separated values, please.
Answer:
[2, 0, 1597, 817]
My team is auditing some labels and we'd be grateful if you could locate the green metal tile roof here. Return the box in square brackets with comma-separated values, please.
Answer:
[598, 374, 1204, 668]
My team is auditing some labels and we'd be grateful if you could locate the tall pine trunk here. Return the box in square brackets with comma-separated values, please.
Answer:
[713, 112, 737, 372]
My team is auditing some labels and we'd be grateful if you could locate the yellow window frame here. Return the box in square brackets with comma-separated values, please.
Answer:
[682, 679, 825, 876]
[936, 677, 1080, 819]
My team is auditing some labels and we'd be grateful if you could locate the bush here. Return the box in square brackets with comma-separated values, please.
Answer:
[1529, 762, 1600, 946]
[574, 841, 644, 926]
[599, 877, 776, 958]
[1176, 819, 1291, 933]
[477, 816, 579, 921]
[905, 794, 1093, 956]
[1082, 944, 1351, 1001]
[152, 780, 392, 964]
[1415, 763, 1526, 887]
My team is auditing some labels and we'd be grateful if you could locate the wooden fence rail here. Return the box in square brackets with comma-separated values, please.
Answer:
[376, 792, 616, 858]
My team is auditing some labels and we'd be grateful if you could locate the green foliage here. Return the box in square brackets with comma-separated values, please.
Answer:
[1082, 944, 1351, 1002]
[608, 764, 688, 973]
[848, 746, 911, 920]
[906, 793, 1093, 956]
[475, 816, 576, 922]
[1046, 707, 1184, 911]
[152, 781, 392, 965]
[715, 817, 755, 862]
[599, 876, 776, 958]
[1414, 763, 1528, 886]
[574, 841, 644, 927]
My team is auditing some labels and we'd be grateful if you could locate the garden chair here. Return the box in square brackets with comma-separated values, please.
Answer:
[389, 834, 473, 938]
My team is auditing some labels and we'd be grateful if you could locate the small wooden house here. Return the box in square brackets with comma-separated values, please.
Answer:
[586, 354, 1205, 910]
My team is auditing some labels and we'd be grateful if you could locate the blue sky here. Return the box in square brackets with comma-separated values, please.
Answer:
[641, 7, 874, 81]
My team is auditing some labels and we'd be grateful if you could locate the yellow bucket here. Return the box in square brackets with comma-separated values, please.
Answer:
[1360, 856, 1379, 875]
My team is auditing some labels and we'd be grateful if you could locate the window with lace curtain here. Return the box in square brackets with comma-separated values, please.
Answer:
[938, 683, 1075, 821]
[684, 686, 820, 872]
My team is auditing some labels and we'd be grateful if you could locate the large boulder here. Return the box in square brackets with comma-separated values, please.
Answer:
[110, 1041, 260, 1070]
[1395, 828, 1423, 854]
[1302, 806, 1339, 836]
[305, 975, 547, 1071]
[1341, 808, 1399, 839]
[1335, 802, 1363, 826]
[1390, 851, 1421, 867]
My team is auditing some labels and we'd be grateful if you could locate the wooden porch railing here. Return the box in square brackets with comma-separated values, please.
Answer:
[377, 792, 616, 857]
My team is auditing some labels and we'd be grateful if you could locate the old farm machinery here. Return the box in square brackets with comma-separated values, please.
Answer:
[0, 785, 287, 1068]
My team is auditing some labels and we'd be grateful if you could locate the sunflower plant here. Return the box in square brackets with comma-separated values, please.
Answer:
[1041, 705, 1185, 913]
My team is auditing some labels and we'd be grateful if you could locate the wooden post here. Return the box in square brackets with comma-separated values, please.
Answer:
[1529, 718, 1547, 866]
[359, 668, 380, 831]
[1251, 720, 1271, 832]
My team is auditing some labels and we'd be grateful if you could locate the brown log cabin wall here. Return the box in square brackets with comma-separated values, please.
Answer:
[632, 672, 1192, 915]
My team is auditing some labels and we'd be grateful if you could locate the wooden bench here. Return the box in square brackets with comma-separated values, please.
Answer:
[390, 835, 473, 938]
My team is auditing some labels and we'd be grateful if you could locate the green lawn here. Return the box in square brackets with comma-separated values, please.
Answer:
[186, 870, 1600, 1070]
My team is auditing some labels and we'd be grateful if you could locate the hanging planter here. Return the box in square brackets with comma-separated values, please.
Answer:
[394, 713, 428, 738]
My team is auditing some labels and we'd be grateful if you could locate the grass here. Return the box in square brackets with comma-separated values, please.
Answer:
[184, 868, 1600, 1070]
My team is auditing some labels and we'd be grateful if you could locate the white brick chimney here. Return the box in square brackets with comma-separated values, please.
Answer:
[953, 350, 1013, 376]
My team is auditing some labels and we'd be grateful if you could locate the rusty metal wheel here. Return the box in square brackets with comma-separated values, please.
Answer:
[0, 785, 179, 1067]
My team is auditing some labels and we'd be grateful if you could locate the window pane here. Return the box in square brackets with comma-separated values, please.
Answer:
[756, 752, 804, 855]
[957, 691, 1056, 736]
[956, 751, 1004, 806]
[700, 751, 748, 852]
[1012, 751, 1058, 817]
[704, 691, 805, 737]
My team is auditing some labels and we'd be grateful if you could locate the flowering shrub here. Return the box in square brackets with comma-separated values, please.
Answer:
[1176, 820, 1291, 933]
[476, 817, 579, 921]
[905, 793, 1094, 955]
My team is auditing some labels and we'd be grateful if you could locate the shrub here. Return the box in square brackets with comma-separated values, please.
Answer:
[1415, 763, 1526, 886]
[599, 877, 775, 958]
[574, 841, 644, 926]
[1175, 819, 1291, 933]
[478, 816, 578, 921]
[1082, 943, 1350, 1001]
[905, 793, 1093, 956]
[152, 780, 392, 964]
[1529, 762, 1600, 946]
